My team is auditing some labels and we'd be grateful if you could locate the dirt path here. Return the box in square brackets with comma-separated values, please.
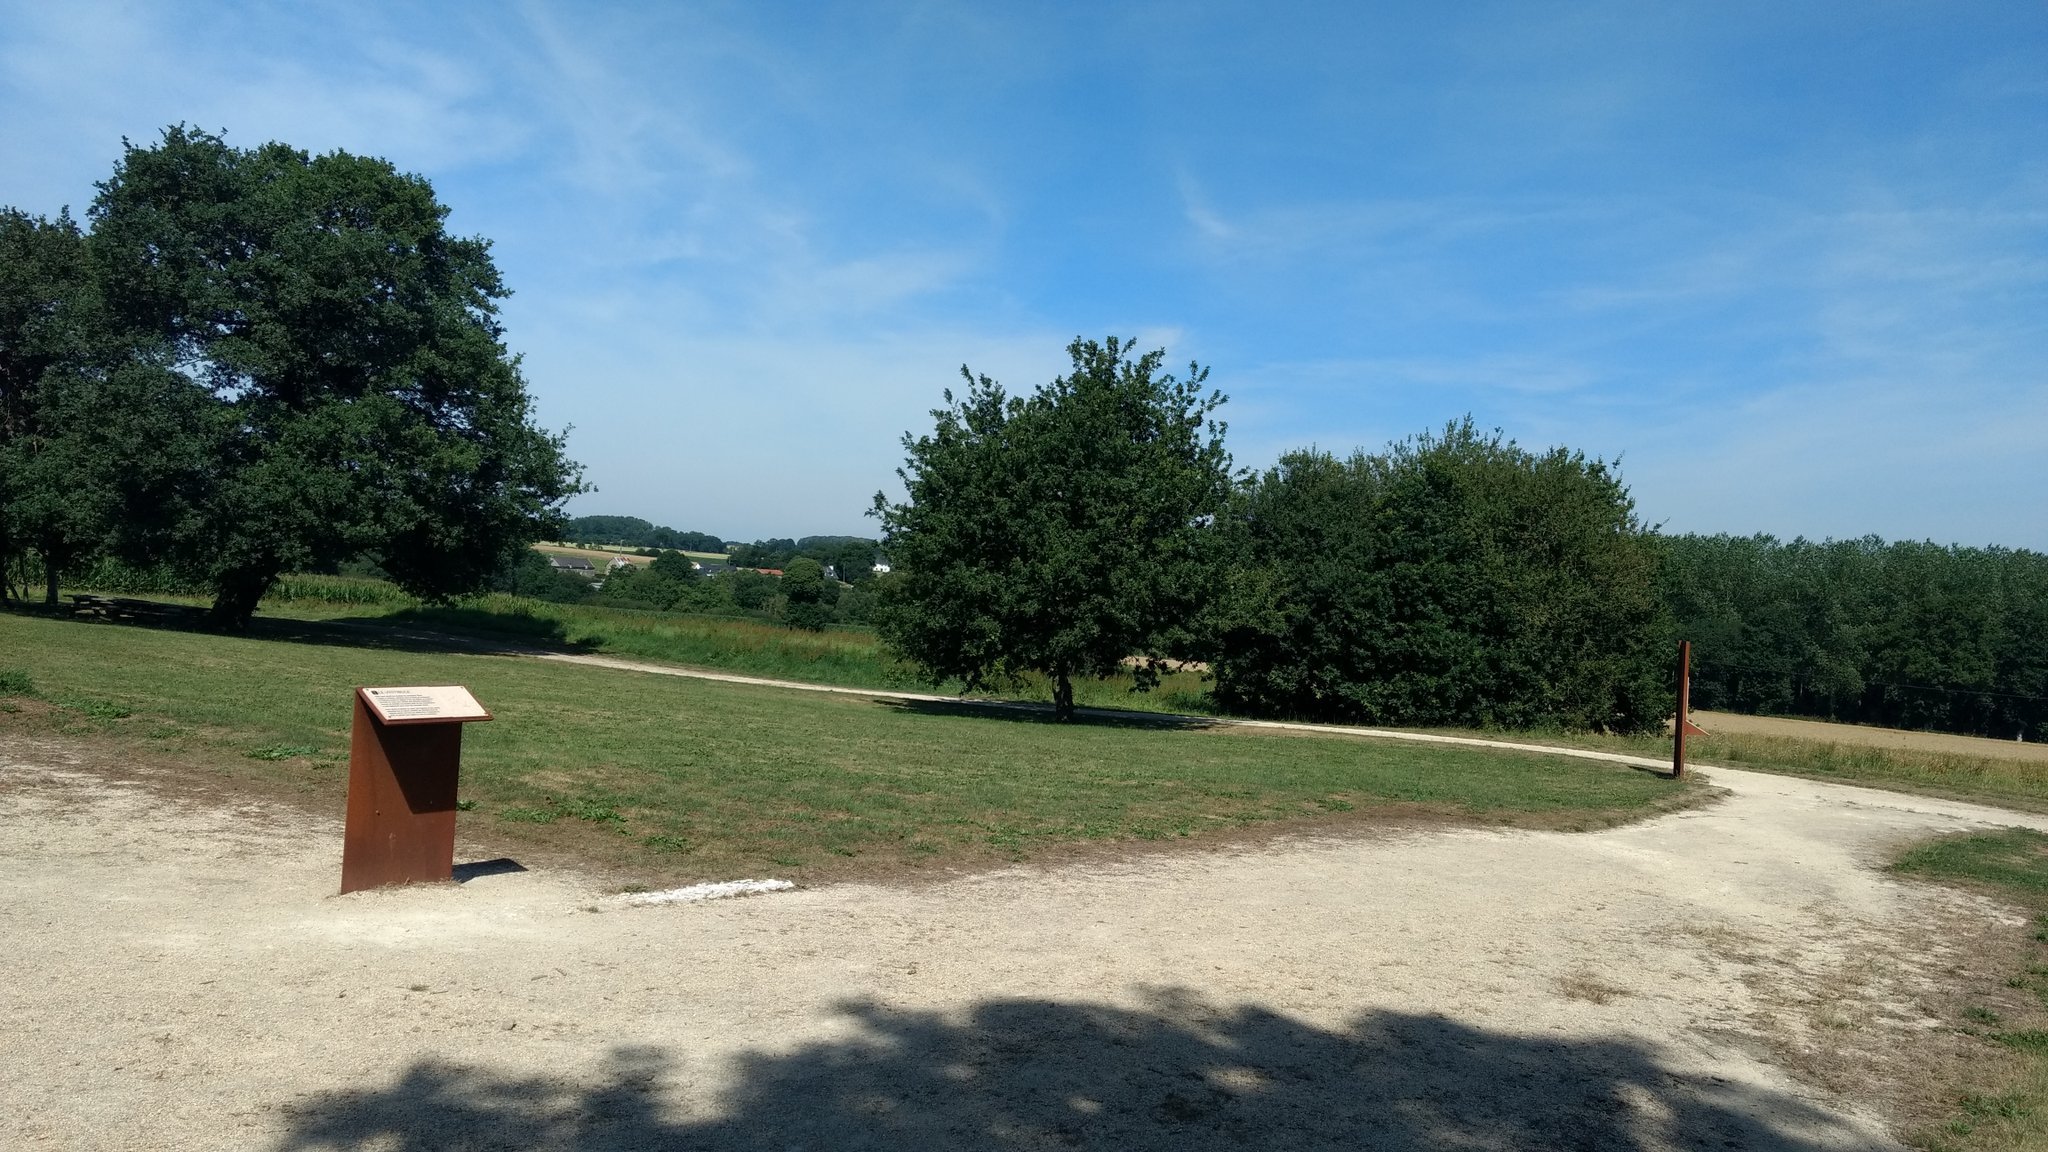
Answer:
[4, 736, 2042, 1151]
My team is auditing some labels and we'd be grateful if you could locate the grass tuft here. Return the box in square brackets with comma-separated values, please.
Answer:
[248, 744, 319, 761]
[1896, 829, 2048, 898]
[0, 667, 33, 696]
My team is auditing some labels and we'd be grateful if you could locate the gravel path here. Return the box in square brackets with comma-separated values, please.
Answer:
[5, 734, 2043, 1151]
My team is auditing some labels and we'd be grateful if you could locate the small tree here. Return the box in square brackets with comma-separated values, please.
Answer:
[873, 336, 1233, 720]
[648, 550, 698, 583]
[781, 555, 839, 631]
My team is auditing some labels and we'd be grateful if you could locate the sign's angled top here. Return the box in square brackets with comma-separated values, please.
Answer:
[359, 685, 492, 724]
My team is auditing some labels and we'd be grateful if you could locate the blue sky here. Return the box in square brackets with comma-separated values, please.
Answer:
[3, 2, 2044, 546]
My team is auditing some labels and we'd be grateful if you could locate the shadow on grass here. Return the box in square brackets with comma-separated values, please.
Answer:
[876, 695, 1226, 732]
[1, 600, 589, 659]
[275, 991, 1860, 1151]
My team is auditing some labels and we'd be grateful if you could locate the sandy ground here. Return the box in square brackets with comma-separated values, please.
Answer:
[5, 738, 2046, 1151]
[1693, 709, 2048, 764]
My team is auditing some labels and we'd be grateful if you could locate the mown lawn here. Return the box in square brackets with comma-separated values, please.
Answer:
[248, 583, 2048, 815]
[0, 610, 1693, 882]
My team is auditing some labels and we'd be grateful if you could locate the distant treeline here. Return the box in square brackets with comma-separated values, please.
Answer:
[498, 549, 877, 629]
[561, 516, 724, 553]
[1661, 535, 2048, 740]
[559, 516, 884, 583]
[726, 537, 881, 580]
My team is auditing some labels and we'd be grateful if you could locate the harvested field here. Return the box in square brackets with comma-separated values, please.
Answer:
[1693, 710, 2048, 765]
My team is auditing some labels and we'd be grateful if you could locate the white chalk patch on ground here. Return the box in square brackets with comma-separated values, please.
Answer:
[620, 878, 796, 906]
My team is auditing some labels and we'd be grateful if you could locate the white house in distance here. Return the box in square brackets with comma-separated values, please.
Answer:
[872, 561, 891, 574]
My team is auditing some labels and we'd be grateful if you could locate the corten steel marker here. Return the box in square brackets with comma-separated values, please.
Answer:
[340, 686, 492, 894]
[1672, 641, 1709, 778]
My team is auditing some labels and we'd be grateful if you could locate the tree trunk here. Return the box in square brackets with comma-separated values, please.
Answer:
[209, 567, 276, 630]
[1052, 670, 1075, 722]
[43, 550, 60, 606]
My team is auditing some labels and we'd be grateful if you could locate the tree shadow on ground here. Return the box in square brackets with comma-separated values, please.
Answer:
[274, 990, 1865, 1151]
[2, 600, 583, 659]
[877, 695, 1225, 732]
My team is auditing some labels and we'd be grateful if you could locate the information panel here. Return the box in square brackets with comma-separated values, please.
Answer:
[359, 685, 492, 725]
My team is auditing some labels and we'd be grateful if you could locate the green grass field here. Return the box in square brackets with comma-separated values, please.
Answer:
[64, 571, 2048, 816]
[0, 609, 1693, 882]
[257, 583, 2048, 812]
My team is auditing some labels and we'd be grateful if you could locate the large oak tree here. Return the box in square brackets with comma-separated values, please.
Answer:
[83, 127, 581, 625]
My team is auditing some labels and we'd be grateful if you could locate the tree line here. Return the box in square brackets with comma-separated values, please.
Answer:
[1661, 535, 2047, 740]
[554, 517, 887, 588]
[560, 515, 724, 554]
[0, 127, 579, 625]
[498, 548, 878, 630]
[875, 338, 2046, 735]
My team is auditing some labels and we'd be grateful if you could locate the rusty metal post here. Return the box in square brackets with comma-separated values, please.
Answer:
[340, 688, 488, 894]
[1673, 640, 1691, 777]
[1671, 641, 1708, 778]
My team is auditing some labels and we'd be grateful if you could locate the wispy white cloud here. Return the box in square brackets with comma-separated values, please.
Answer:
[1, 0, 2041, 544]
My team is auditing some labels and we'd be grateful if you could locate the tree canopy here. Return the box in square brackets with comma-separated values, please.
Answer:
[1211, 420, 1669, 733]
[0, 208, 94, 602]
[780, 555, 839, 631]
[873, 336, 1233, 719]
[563, 515, 723, 553]
[6, 126, 584, 625]
[1661, 534, 2048, 739]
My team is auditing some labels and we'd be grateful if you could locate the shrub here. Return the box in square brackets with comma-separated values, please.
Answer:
[1212, 419, 1669, 733]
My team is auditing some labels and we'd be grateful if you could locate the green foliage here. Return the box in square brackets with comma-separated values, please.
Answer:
[70, 556, 210, 596]
[874, 336, 1234, 719]
[1661, 534, 2048, 739]
[562, 515, 722, 553]
[1896, 828, 2048, 897]
[266, 574, 417, 608]
[74, 125, 583, 626]
[647, 550, 697, 582]
[67, 698, 133, 720]
[729, 568, 776, 611]
[0, 207, 104, 603]
[0, 667, 33, 695]
[728, 535, 880, 584]
[1212, 419, 1669, 733]
[247, 744, 319, 761]
[492, 551, 591, 603]
[780, 556, 839, 631]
